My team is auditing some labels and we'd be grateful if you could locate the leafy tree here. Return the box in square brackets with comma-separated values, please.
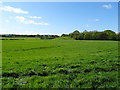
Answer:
[117, 32, 120, 41]
[91, 31, 99, 40]
[83, 32, 91, 40]
[61, 34, 69, 37]
[103, 30, 116, 40]
[36, 34, 40, 38]
[69, 30, 81, 40]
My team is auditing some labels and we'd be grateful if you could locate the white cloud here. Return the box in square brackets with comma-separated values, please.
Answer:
[0, 6, 28, 14]
[28, 16, 42, 19]
[88, 19, 100, 22]
[0, 1, 2, 4]
[15, 16, 49, 26]
[85, 24, 90, 28]
[5, 20, 9, 23]
[102, 4, 112, 9]
[0, 5, 49, 26]
[95, 19, 100, 22]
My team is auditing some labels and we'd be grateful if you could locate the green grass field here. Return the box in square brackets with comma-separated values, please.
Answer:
[2, 38, 119, 88]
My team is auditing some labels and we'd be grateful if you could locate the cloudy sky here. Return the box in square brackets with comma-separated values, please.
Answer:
[0, 2, 118, 35]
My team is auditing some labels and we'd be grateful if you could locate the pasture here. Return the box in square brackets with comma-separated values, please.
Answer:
[2, 38, 119, 88]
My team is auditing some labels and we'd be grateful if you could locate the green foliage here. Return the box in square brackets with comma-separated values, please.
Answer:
[61, 34, 69, 37]
[1, 29, 118, 40]
[2, 38, 119, 88]
[53, 37, 73, 40]
[69, 30, 82, 40]
[117, 32, 120, 40]
[68, 30, 118, 40]
[83, 32, 91, 40]
[103, 30, 117, 40]
[1, 34, 59, 40]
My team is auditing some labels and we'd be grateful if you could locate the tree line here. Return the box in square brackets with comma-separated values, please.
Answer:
[1, 34, 59, 39]
[1, 30, 120, 40]
[62, 30, 120, 41]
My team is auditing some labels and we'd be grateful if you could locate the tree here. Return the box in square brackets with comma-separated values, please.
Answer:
[69, 30, 81, 40]
[61, 34, 69, 37]
[103, 30, 117, 40]
[83, 32, 91, 40]
[91, 31, 99, 40]
[117, 32, 120, 41]
[36, 34, 40, 38]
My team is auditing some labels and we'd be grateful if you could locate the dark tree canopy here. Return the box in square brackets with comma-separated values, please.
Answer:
[1, 30, 119, 41]
[68, 30, 118, 41]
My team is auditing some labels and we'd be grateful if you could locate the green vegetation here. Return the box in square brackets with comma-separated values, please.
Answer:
[53, 37, 74, 40]
[2, 38, 119, 88]
[1, 37, 40, 40]
[1, 34, 59, 40]
[68, 30, 119, 40]
[1, 30, 120, 41]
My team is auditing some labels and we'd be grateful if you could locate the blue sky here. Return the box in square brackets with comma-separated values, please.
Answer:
[0, 2, 118, 35]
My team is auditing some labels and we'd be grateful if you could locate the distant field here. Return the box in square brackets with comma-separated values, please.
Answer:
[1, 37, 40, 40]
[2, 38, 119, 88]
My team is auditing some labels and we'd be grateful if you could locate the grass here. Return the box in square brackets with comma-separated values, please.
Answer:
[53, 37, 74, 40]
[2, 38, 119, 88]
[1, 37, 40, 40]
